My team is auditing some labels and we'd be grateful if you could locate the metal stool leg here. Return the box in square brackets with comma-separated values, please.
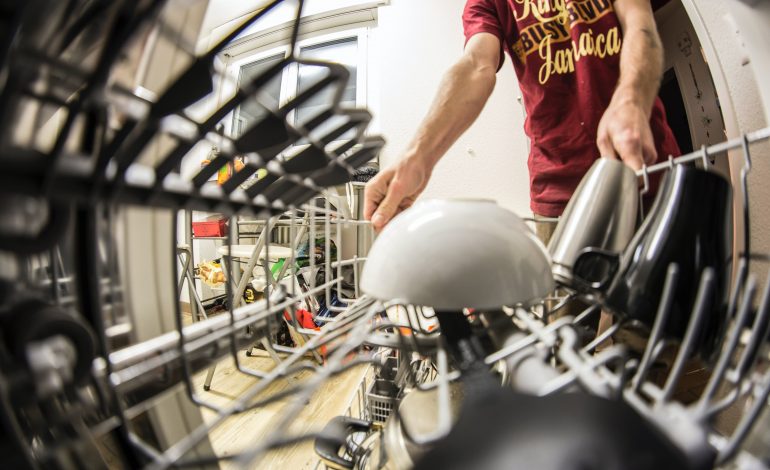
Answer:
[203, 364, 216, 391]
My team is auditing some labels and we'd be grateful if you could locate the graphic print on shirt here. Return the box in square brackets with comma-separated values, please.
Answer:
[510, 0, 621, 84]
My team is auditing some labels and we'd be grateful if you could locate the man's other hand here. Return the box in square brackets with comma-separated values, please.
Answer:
[364, 157, 430, 231]
[596, 98, 657, 171]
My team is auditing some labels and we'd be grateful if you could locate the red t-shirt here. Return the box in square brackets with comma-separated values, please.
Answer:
[462, 0, 680, 217]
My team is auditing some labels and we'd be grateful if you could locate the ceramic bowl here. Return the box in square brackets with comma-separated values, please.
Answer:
[360, 199, 553, 309]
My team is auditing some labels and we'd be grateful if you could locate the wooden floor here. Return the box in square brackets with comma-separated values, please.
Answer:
[191, 347, 369, 470]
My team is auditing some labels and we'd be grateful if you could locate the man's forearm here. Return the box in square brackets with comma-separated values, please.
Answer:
[405, 52, 497, 172]
[612, 1, 664, 117]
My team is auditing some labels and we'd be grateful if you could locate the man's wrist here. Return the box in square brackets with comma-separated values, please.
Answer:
[402, 148, 435, 176]
[610, 86, 653, 117]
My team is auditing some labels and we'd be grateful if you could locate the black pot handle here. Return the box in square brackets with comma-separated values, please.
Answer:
[314, 416, 372, 469]
[572, 247, 621, 292]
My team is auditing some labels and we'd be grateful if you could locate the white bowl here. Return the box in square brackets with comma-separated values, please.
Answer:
[360, 199, 554, 309]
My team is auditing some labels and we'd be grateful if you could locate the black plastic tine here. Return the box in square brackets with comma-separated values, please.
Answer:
[235, 113, 299, 156]
[151, 59, 290, 185]
[279, 60, 350, 113]
[204, 59, 291, 129]
[288, 188, 318, 207]
[301, 108, 335, 132]
[0, 2, 29, 76]
[152, 0, 285, 117]
[312, 166, 350, 188]
[282, 146, 328, 174]
[697, 260, 752, 410]
[57, 0, 113, 54]
[245, 173, 280, 199]
[661, 268, 716, 402]
[0, 2, 46, 137]
[346, 147, 379, 169]
[345, 139, 385, 168]
[733, 269, 770, 380]
[280, 182, 319, 206]
[263, 178, 301, 202]
[632, 263, 679, 392]
[112, 124, 161, 190]
[319, 111, 372, 146]
[311, 139, 384, 187]
[45, 0, 163, 191]
[282, 111, 372, 174]
[227, 64, 353, 163]
[91, 120, 136, 198]
[191, 154, 230, 189]
[220, 164, 261, 195]
[329, 138, 357, 158]
[153, 59, 346, 184]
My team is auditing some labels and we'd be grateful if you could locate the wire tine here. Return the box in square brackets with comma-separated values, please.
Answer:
[581, 319, 623, 354]
[286, 209, 299, 330]
[739, 134, 752, 269]
[170, 211, 225, 412]
[233, 301, 376, 468]
[324, 198, 332, 321]
[637, 163, 650, 220]
[732, 269, 770, 380]
[335, 197, 344, 304]
[571, 302, 600, 325]
[696, 265, 754, 413]
[147, 298, 377, 470]
[661, 268, 715, 402]
[640, 164, 650, 196]
[716, 370, 770, 466]
[485, 314, 574, 364]
[309, 202, 317, 295]
[632, 263, 679, 391]
[700, 145, 710, 170]
[225, 216, 273, 383]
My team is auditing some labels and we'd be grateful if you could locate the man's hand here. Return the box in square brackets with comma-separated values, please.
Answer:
[364, 157, 430, 231]
[596, 98, 656, 170]
[599, 0, 664, 171]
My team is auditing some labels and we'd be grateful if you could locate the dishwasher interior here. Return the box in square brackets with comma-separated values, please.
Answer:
[0, 0, 770, 469]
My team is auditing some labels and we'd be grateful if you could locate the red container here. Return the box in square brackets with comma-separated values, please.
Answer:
[192, 219, 228, 237]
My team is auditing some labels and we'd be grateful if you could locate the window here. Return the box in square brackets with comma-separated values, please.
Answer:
[229, 30, 366, 147]
[232, 53, 284, 138]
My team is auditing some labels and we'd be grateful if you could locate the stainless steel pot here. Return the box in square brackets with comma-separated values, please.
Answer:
[548, 158, 638, 286]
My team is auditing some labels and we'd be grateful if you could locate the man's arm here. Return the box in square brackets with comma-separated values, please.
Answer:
[596, 0, 664, 170]
[364, 32, 501, 231]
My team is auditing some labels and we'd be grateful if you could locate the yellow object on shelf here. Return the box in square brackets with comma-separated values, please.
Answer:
[197, 260, 225, 287]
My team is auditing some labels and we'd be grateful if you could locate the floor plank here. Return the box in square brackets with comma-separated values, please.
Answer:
[192, 348, 369, 469]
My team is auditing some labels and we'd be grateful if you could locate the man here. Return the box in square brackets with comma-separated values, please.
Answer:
[363, 0, 680, 235]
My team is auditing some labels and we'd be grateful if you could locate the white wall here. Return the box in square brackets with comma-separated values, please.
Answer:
[372, 0, 532, 216]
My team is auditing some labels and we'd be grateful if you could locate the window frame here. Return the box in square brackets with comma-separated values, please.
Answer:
[224, 27, 369, 145]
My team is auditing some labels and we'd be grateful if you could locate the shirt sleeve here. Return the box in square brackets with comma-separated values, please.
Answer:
[462, 0, 505, 71]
